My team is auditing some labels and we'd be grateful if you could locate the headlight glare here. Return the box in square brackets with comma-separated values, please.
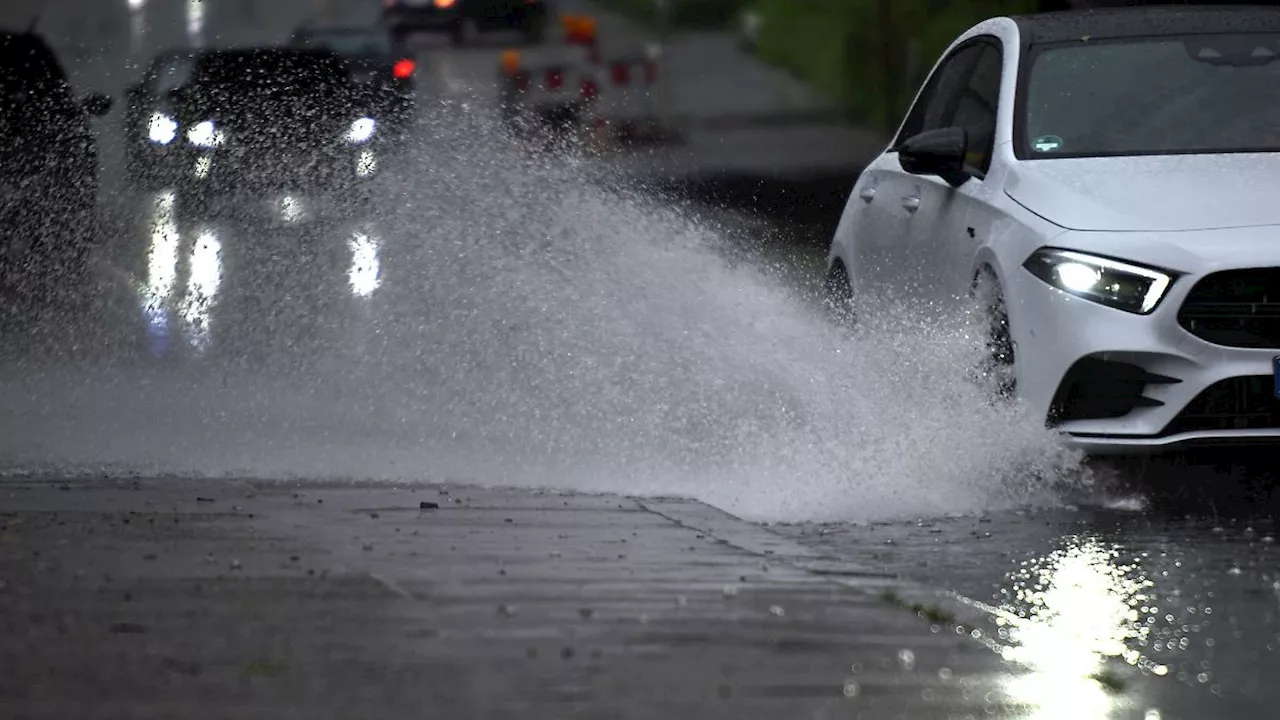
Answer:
[1023, 248, 1174, 314]
[148, 113, 177, 144]
[187, 120, 223, 147]
[345, 117, 376, 143]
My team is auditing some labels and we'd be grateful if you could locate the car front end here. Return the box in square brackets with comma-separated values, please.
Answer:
[173, 113, 382, 221]
[1002, 221, 1280, 455]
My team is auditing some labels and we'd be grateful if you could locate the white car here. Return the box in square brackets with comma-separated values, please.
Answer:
[826, 6, 1280, 456]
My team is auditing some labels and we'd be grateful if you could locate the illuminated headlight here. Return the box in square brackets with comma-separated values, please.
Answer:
[187, 120, 224, 147]
[345, 117, 376, 144]
[148, 113, 177, 144]
[1023, 248, 1175, 315]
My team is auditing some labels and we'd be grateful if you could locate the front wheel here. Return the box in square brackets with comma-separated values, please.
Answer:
[822, 261, 855, 326]
[972, 267, 1016, 401]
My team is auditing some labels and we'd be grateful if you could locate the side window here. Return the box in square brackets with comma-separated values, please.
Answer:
[951, 43, 1003, 176]
[895, 44, 983, 146]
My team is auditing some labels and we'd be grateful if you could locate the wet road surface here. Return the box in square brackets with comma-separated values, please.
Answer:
[775, 476, 1280, 717]
[0, 478, 1041, 720]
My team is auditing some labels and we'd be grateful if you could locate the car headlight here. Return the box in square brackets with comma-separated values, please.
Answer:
[1023, 248, 1175, 315]
[187, 120, 223, 147]
[148, 112, 177, 144]
[345, 117, 376, 144]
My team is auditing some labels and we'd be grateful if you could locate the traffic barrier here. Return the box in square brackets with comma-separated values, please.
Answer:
[497, 16, 680, 151]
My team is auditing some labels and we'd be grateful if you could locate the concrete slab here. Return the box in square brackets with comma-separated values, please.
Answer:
[0, 478, 1047, 719]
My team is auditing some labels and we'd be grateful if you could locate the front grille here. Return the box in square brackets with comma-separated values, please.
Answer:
[1162, 376, 1280, 435]
[1178, 268, 1280, 348]
[1047, 355, 1178, 426]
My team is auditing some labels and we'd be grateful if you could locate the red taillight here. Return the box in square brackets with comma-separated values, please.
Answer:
[581, 77, 598, 102]
[514, 71, 531, 91]
[393, 58, 416, 79]
[610, 62, 630, 86]
[545, 66, 563, 90]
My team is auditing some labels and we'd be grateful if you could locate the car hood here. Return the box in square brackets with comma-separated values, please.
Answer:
[1004, 153, 1280, 232]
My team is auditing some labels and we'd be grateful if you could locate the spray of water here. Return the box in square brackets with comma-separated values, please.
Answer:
[0, 101, 1088, 523]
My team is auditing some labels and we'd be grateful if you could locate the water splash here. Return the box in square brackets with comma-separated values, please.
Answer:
[0, 101, 1087, 523]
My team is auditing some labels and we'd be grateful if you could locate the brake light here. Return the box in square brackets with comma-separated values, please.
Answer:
[434, 0, 456, 7]
[545, 67, 563, 90]
[393, 58, 416, 78]
[610, 62, 630, 86]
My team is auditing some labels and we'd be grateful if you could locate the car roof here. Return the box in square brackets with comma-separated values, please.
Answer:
[1012, 5, 1280, 45]
[201, 47, 344, 60]
[295, 25, 386, 35]
[0, 30, 53, 54]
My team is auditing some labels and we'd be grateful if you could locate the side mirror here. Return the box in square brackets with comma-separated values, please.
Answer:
[81, 92, 113, 117]
[898, 126, 970, 188]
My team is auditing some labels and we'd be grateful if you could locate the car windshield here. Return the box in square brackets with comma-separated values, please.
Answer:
[196, 51, 351, 90]
[191, 51, 353, 111]
[148, 53, 195, 93]
[1022, 33, 1280, 158]
[294, 29, 391, 57]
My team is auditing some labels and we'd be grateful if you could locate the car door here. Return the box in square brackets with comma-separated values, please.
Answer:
[913, 41, 1004, 306]
[895, 41, 996, 304]
[854, 43, 983, 298]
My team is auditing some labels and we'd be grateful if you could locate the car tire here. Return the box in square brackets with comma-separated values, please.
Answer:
[972, 267, 1016, 401]
[822, 261, 856, 326]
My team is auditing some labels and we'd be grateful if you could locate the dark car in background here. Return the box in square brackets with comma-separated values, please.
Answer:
[122, 48, 383, 220]
[122, 48, 200, 190]
[0, 30, 112, 284]
[288, 24, 416, 133]
[382, 0, 553, 46]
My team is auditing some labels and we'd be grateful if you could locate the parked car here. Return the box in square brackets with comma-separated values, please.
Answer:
[0, 28, 112, 284]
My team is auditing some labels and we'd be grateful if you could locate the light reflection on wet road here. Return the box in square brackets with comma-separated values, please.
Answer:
[120, 187, 387, 363]
[777, 494, 1280, 716]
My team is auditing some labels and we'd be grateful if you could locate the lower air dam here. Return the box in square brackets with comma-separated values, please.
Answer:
[0, 108, 1087, 524]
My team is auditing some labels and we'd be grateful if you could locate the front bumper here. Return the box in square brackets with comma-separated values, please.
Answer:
[131, 141, 381, 195]
[1008, 230, 1280, 455]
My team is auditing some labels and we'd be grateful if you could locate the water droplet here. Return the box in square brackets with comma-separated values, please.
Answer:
[898, 648, 916, 671]
[841, 680, 859, 698]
